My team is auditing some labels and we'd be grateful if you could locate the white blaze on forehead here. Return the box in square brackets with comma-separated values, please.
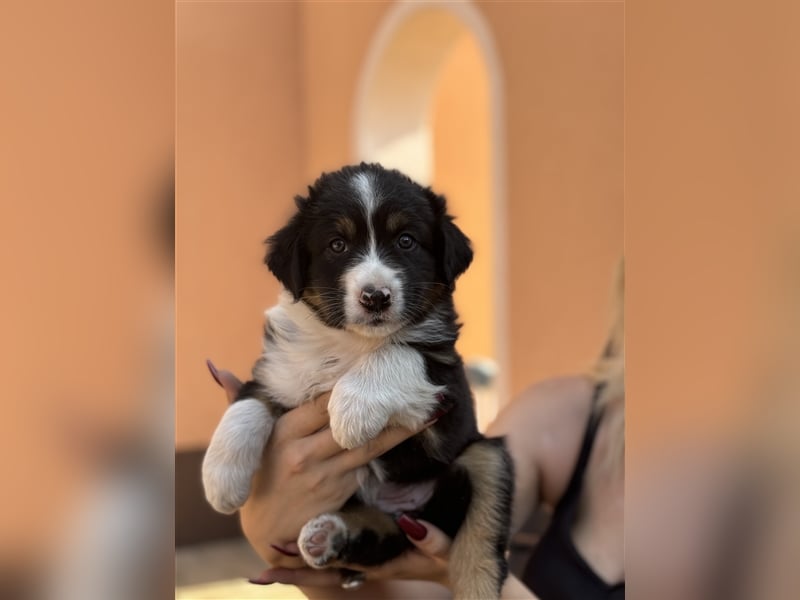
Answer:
[351, 171, 379, 251]
[351, 171, 378, 217]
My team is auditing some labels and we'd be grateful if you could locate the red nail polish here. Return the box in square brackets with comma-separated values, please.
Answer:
[206, 359, 222, 387]
[247, 576, 274, 585]
[397, 514, 427, 541]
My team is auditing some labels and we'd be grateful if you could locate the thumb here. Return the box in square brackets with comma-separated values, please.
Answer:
[397, 514, 452, 559]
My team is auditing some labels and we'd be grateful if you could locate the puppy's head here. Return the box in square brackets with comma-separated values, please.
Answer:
[266, 163, 472, 337]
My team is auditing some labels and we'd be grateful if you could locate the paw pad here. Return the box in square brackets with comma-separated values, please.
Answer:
[297, 514, 348, 568]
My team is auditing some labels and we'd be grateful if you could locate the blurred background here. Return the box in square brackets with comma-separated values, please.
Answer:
[2, 0, 797, 599]
[175, 1, 621, 596]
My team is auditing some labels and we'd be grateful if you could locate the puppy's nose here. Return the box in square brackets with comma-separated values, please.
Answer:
[359, 286, 392, 312]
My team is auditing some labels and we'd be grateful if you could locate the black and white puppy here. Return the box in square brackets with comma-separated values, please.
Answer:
[202, 163, 513, 599]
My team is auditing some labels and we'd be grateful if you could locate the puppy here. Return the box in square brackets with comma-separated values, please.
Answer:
[202, 163, 513, 598]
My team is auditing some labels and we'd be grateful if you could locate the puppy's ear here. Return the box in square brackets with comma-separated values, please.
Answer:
[426, 189, 473, 288]
[265, 196, 308, 300]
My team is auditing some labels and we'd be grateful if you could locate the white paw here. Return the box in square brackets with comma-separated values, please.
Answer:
[298, 514, 348, 568]
[202, 458, 253, 514]
[329, 382, 388, 449]
[201, 399, 274, 514]
[329, 415, 385, 449]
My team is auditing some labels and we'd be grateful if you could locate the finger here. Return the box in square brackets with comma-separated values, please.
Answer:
[334, 421, 426, 471]
[206, 360, 242, 404]
[263, 553, 307, 570]
[272, 392, 332, 441]
[397, 516, 452, 559]
[248, 567, 343, 587]
[304, 427, 348, 461]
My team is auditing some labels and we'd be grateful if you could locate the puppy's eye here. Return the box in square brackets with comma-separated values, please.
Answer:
[397, 234, 416, 250]
[329, 238, 347, 253]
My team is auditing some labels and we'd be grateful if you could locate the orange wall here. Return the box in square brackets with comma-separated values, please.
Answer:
[176, 2, 304, 449]
[431, 32, 495, 364]
[2, 0, 173, 567]
[625, 0, 800, 468]
[480, 2, 624, 394]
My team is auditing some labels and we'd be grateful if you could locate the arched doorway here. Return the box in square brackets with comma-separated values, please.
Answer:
[353, 2, 508, 427]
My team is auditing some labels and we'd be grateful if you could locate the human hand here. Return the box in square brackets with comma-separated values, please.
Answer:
[205, 360, 441, 571]
[247, 515, 452, 589]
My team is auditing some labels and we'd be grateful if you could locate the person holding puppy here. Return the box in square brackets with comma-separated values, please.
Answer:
[209, 266, 624, 600]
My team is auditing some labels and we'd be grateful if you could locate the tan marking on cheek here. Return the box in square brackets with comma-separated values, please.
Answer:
[301, 289, 321, 308]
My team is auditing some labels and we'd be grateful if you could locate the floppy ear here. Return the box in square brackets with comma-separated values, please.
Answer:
[439, 215, 474, 287]
[265, 196, 308, 300]
[426, 189, 473, 288]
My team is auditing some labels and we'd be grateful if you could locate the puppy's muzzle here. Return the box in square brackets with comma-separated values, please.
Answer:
[359, 286, 392, 313]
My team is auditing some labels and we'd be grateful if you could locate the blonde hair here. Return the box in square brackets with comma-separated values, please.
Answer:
[590, 258, 624, 472]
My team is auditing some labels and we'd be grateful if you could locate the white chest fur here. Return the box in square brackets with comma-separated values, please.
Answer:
[253, 293, 385, 407]
[255, 292, 445, 450]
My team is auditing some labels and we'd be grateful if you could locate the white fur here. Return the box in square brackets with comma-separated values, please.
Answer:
[343, 248, 405, 337]
[201, 399, 273, 514]
[394, 308, 459, 346]
[329, 343, 444, 449]
[254, 293, 383, 406]
[351, 172, 378, 225]
[358, 477, 436, 514]
[298, 513, 348, 568]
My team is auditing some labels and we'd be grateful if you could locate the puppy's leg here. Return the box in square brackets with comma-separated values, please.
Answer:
[440, 438, 514, 600]
[329, 345, 444, 449]
[297, 501, 410, 568]
[202, 381, 285, 514]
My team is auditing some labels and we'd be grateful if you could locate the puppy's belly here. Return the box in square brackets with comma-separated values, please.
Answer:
[360, 479, 436, 514]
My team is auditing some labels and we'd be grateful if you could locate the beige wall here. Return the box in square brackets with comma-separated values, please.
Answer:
[177, 1, 623, 448]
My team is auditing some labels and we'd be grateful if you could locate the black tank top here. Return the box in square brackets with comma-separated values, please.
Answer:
[521, 386, 625, 599]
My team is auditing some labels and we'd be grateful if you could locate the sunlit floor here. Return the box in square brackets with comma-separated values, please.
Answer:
[176, 537, 304, 599]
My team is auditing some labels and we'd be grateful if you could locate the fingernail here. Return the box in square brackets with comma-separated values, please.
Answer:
[247, 576, 275, 585]
[270, 543, 300, 557]
[206, 359, 222, 387]
[397, 513, 427, 541]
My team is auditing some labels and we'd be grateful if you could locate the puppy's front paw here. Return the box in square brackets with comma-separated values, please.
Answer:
[329, 385, 387, 449]
[329, 418, 385, 450]
[202, 455, 254, 514]
[201, 398, 273, 514]
[298, 514, 348, 568]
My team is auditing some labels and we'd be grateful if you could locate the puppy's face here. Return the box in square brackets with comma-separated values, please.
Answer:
[266, 164, 472, 337]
